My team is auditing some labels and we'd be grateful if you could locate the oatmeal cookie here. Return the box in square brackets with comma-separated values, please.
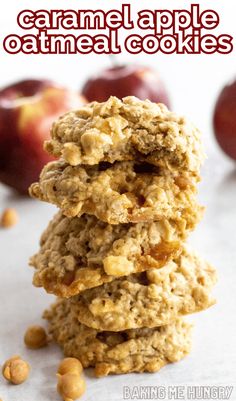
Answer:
[69, 248, 217, 331]
[30, 212, 187, 298]
[44, 299, 192, 376]
[45, 96, 204, 175]
[29, 160, 203, 224]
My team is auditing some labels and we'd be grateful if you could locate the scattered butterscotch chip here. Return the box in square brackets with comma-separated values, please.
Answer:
[0, 208, 18, 228]
[57, 358, 83, 376]
[2, 355, 30, 385]
[57, 373, 86, 401]
[24, 325, 48, 349]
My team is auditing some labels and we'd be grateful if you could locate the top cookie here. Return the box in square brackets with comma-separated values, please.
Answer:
[45, 96, 204, 174]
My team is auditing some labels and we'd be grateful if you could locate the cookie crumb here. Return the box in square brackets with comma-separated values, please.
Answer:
[2, 355, 30, 385]
[0, 208, 18, 228]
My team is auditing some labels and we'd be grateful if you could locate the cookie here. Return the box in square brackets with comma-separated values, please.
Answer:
[68, 248, 217, 331]
[29, 160, 203, 224]
[45, 96, 204, 175]
[30, 212, 187, 298]
[44, 298, 192, 376]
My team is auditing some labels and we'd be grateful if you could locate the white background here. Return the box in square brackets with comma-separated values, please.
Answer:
[0, 1, 236, 400]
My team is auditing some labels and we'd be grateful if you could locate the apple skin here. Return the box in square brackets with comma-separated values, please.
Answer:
[82, 65, 170, 107]
[213, 80, 236, 161]
[0, 79, 84, 194]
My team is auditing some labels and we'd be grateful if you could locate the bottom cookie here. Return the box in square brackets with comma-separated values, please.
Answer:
[44, 299, 192, 377]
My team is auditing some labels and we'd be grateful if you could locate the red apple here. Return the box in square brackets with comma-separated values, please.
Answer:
[0, 79, 85, 193]
[213, 79, 236, 160]
[82, 64, 170, 107]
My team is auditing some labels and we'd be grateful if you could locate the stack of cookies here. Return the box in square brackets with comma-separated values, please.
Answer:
[29, 96, 217, 377]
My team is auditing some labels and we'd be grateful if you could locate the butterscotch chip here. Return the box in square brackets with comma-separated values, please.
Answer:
[30, 212, 190, 297]
[67, 247, 217, 331]
[2, 356, 30, 385]
[0, 208, 18, 228]
[57, 373, 86, 400]
[44, 299, 192, 376]
[57, 358, 83, 376]
[29, 160, 202, 224]
[24, 325, 48, 349]
[45, 96, 204, 175]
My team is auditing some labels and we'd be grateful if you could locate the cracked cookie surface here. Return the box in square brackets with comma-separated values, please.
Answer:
[68, 248, 217, 331]
[30, 212, 188, 298]
[45, 96, 204, 175]
[29, 160, 203, 224]
[44, 299, 192, 376]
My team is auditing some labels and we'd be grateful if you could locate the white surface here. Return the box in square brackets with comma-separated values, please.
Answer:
[0, 1, 236, 400]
